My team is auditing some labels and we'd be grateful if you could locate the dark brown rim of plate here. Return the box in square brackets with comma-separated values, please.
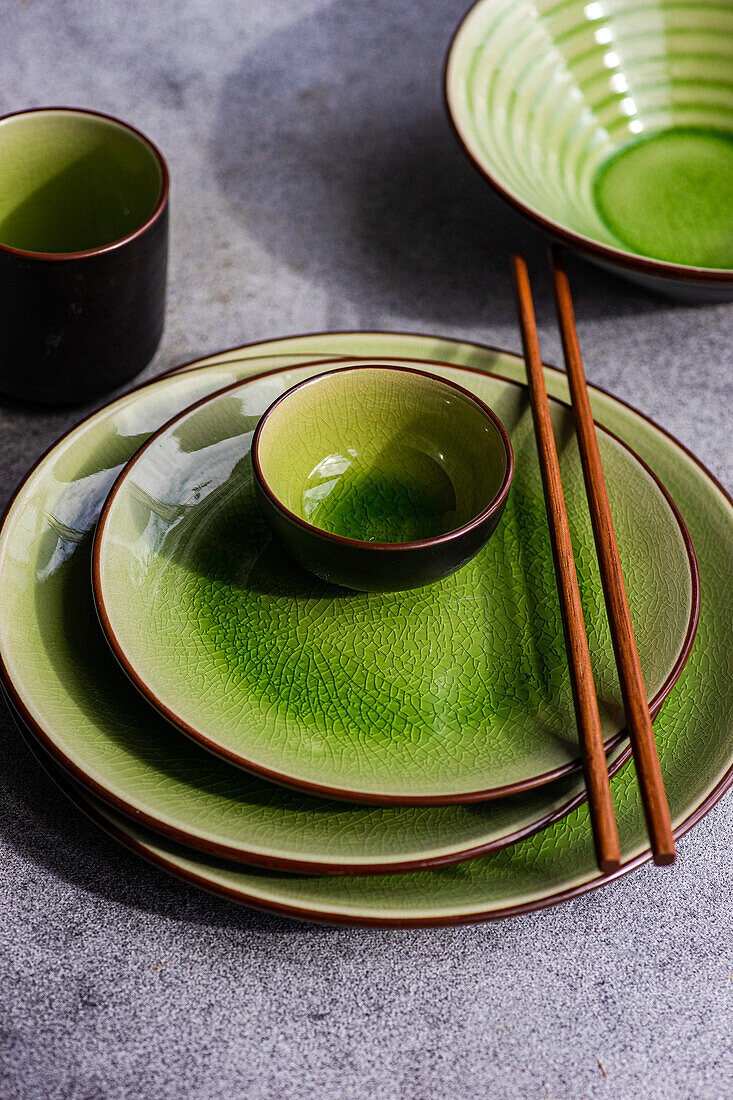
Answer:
[0, 106, 170, 262]
[4, 688, 632, 875]
[0, 351, 627, 874]
[0, 332, 717, 896]
[91, 354, 700, 806]
[14, 701, 733, 930]
[251, 362, 514, 553]
[443, 7, 733, 286]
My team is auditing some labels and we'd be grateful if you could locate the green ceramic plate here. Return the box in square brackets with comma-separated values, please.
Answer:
[4, 332, 731, 925]
[93, 356, 696, 804]
[0, 350, 639, 875]
[445, 0, 733, 300]
[15, 329, 729, 928]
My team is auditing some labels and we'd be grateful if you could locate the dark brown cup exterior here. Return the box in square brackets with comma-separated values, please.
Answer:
[254, 478, 510, 593]
[0, 113, 168, 406]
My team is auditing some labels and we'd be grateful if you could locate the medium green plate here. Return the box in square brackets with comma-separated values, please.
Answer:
[93, 357, 696, 804]
[0, 350, 638, 875]
[23, 329, 731, 927]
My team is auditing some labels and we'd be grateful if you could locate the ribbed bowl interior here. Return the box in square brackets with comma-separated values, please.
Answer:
[446, 0, 733, 270]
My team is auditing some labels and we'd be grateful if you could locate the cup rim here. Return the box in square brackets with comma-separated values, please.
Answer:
[0, 105, 169, 262]
[251, 362, 515, 553]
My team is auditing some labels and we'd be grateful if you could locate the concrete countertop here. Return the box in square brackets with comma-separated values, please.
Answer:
[1, 2, 731, 1097]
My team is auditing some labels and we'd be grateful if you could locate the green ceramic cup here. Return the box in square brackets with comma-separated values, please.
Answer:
[252, 364, 514, 592]
[0, 106, 168, 403]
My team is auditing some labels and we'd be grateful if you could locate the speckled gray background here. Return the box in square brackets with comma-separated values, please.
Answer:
[1, 2, 732, 1098]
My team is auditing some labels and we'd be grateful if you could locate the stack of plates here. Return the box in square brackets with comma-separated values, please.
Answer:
[1, 332, 730, 927]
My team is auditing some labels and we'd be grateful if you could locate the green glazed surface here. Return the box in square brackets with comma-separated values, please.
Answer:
[0, 109, 163, 253]
[0, 350, 630, 873]
[258, 366, 508, 542]
[306, 464, 453, 542]
[18, 330, 732, 926]
[594, 128, 733, 268]
[94, 357, 694, 803]
[446, 0, 733, 276]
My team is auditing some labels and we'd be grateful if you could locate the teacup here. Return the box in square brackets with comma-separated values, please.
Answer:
[0, 106, 168, 403]
[252, 363, 514, 592]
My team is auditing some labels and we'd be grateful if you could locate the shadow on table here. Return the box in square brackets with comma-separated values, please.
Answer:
[0, 710, 323, 934]
[211, 0, 670, 330]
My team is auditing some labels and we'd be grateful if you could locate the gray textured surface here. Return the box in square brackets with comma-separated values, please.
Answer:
[1, 2, 732, 1098]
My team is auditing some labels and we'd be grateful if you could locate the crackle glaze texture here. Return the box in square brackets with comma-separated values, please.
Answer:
[80, 331, 733, 923]
[0, 333, 730, 924]
[253, 364, 513, 591]
[94, 356, 693, 803]
[446, 0, 733, 296]
[0, 350, 630, 874]
[257, 366, 507, 539]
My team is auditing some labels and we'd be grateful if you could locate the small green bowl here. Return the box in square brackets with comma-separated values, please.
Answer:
[252, 364, 514, 592]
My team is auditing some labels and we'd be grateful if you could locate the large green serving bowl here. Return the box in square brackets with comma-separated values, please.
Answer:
[445, 0, 733, 300]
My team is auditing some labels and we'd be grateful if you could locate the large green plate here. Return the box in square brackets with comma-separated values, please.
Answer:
[3, 332, 731, 923]
[93, 357, 696, 803]
[0, 350, 640, 875]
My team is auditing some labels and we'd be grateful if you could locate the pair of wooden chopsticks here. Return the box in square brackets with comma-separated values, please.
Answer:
[511, 248, 675, 874]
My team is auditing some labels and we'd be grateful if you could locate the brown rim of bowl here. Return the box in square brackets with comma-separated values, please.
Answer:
[251, 363, 515, 554]
[0, 106, 169, 262]
[443, 5, 733, 286]
[19, 711, 732, 929]
[89, 354, 699, 806]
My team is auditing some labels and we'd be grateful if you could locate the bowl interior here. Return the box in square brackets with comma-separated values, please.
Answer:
[256, 366, 510, 545]
[447, 0, 733, 271]
[0, 109, 164, 253]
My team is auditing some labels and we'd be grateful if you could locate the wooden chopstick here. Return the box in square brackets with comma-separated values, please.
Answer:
[549, 246, 676, 866]
[511, 254, 621, 875]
